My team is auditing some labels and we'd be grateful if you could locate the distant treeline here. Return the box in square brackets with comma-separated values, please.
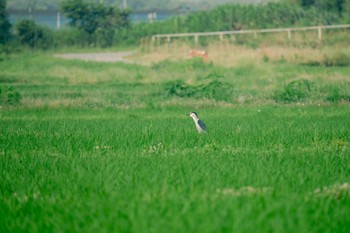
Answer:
[121, 1, 350, 44]
[6, 0, 267, 11]
[1, 0, 350, 50]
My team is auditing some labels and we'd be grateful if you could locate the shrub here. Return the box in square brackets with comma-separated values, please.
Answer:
[164, 80, 233, 101]
[52, 29, 89, 47]
[0, 41, 21, 55]
[325, 86, 350, 103]
[0, 0, 11, 44]
[274, 79, 313, 103]
[0, 85, 21, 105]
[196, 80, 233, 101]
[15, 20, 53, 49]
[164, 80, 196, 98]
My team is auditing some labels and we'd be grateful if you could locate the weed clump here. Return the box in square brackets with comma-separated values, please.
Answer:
[273, 79, 313, 103]
[199, 80, 233, 101]
[164, 80, 194, 98]
[164, 80, 234, 102]
[323, 52, 350, 67]
[303, 52, 350, 67]
[325, 86, 350, 103]
[0, 85, 21, 105]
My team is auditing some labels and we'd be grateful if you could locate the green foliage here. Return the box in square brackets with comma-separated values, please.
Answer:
[15, 20, 52, 49]
[198, 80, 233, 101]
[0, 41, 21, 56]
[147, 1, 345, 47]
[300, 0, 349, 13]
[7, 0, 273, 11]
[61, 0, 130, 47]
[325, 86, 350, 103]
[0, 0, 11, 44]
[51, 28, 90, 47]
[4, 0, 350, 49]
[164, 80, 196, 98]
[124, 1, 347, 46]
[164, 80, 233, 101]
[274, 79, 314, 103]
[0, 85, 21, 105]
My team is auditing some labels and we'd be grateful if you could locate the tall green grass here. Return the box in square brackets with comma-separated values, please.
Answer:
[1, 106, 349, 233]
[0, 52, 350, 232]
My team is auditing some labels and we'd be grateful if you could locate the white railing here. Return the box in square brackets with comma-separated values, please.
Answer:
[152, 24, 350, 43]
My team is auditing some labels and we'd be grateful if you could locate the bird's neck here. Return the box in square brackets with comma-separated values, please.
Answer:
[191, 116, 199, 121]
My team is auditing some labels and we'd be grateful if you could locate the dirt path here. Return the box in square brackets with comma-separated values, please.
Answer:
[54, 51, 135, 63]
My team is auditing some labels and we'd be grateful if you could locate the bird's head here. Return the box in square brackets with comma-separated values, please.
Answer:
[188, 112, 198, 118]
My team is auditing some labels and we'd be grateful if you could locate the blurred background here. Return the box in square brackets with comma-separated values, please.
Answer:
[7, 0, 268, 28]
[1, 0, 350, 49]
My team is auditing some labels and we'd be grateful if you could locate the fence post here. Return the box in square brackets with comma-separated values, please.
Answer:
[318, 26, 322, 40]
[57, 12, 61, 30]
[287, 30, 292, 39]
[151, 36, 155, 52]
[157, 37, 161, 50]
[194, 34, 199, 44]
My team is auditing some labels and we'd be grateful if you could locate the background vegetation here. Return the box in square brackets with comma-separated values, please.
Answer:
[1, 0, 350, 49]
[7, 0, 269, 11]
[0, 0, 11, 44]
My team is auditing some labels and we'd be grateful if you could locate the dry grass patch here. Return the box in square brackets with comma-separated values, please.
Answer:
[133, 41, 350, 68]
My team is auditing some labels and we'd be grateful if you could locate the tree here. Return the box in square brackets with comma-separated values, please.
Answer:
[15, 19, 52, 48]
[298, 0, 346, 12]
[300, 0, 316, 7]
[0, 0, 11, 44]
[343, 0, 350, 21]
[61, 0, 130, 47]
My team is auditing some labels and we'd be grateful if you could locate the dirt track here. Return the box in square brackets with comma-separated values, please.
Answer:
[54, 51, 135, 63]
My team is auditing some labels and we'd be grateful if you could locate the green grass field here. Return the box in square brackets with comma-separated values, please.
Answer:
[1, 50, 350, 233]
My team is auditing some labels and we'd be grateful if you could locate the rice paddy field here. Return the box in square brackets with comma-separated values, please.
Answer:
[1, 45, 350, 233]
